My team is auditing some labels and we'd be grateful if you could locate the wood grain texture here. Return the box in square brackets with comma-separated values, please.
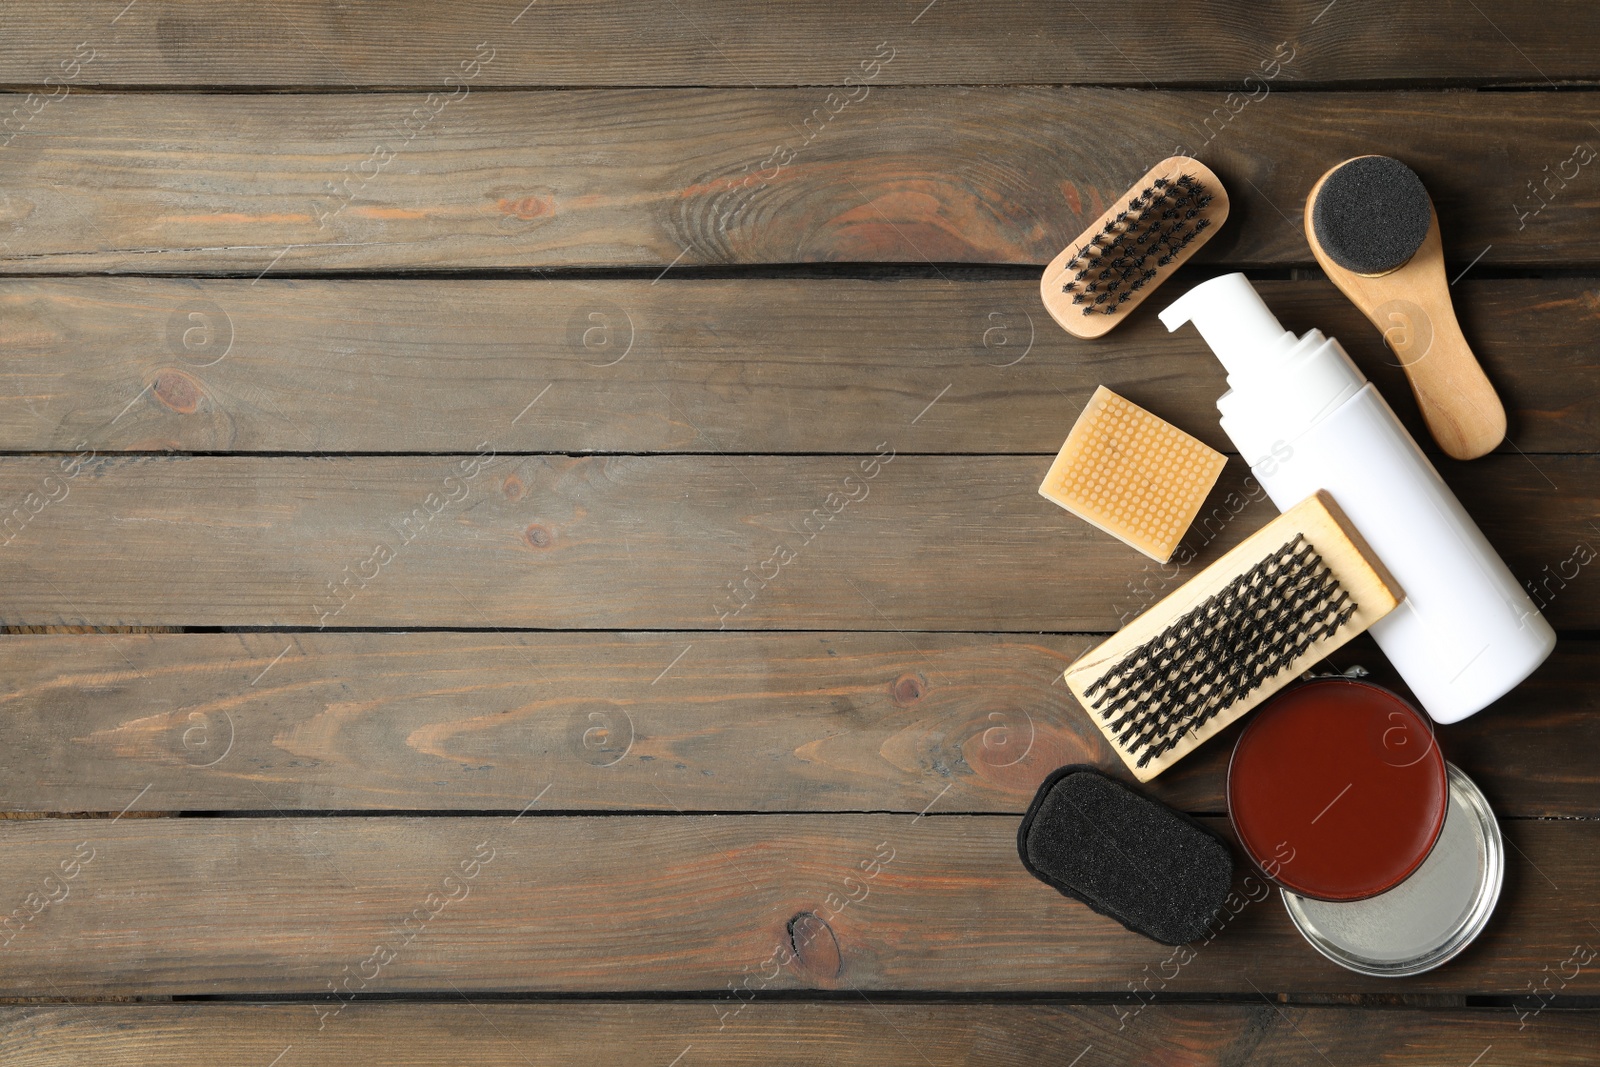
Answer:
[0, 0, 1593, 1031]
[5, 1003, 1600, 1065]
[0, 631, 1086, 816]
[0, 631, 1594, 818]
[2, 91, 1598, 272]
[4, 276, 1596, 455]
[0, 454, 1590, 631]
[3, 1, 1600, 88]
[0, 813, 1596, 995]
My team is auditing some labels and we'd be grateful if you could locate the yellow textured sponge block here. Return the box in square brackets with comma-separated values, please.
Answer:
[1039, 386, 1227, 562]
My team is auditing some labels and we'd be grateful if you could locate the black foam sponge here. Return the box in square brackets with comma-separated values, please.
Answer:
[1018, 765, 1234, 945]
[1311, 155, 1432, 275]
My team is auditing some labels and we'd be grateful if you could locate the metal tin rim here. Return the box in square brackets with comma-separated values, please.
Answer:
[1280, 763, 1503, 977]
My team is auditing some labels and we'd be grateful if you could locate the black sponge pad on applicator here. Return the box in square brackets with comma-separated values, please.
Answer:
[1018, 765, 1234, 945]
[1311, 155, 1433, 276]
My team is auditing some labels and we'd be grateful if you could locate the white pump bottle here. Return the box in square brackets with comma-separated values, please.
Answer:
[1160, 273, 1554, 724]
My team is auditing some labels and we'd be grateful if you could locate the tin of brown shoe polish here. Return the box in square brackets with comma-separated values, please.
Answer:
[1227, 677, 1504, 976]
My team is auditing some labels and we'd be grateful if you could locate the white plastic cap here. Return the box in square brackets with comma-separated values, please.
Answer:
[1158, 273, 1293, 376]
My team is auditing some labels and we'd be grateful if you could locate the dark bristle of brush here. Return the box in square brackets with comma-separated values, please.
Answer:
[1081, 535, 1358, 768]
[1062, 174, 1218, 315]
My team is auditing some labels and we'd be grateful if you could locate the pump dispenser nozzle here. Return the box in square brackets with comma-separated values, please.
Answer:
[1158, 273, 1293, 378]
[1161, 274, 1366, 464]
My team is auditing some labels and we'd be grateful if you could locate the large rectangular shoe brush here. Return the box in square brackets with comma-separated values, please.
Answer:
[1065, 491, 1402, 781]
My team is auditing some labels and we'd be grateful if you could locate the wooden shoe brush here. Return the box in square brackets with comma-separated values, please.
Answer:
[1064, 491, 1402, 782]
[1305, 155, 1506, 460]
[1041, 157, 1229, 339]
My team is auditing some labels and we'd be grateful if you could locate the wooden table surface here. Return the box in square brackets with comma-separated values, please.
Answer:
[3, 2, 1599, 1063]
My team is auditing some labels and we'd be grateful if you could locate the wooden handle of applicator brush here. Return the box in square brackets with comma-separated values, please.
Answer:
[1368, 231, 1507, 462]
[1306, 177, 1507, 461]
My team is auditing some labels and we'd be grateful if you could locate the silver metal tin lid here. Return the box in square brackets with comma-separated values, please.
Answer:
[1281, 763, 1503, 977]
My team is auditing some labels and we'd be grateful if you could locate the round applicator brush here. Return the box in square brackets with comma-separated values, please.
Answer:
[1305, 156, 1506, 461]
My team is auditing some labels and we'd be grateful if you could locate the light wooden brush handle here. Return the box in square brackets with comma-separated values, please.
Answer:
[1305, 176, 1506, 461]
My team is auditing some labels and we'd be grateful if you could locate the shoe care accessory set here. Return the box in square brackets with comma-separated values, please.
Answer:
[1019, 155, 1555, 976]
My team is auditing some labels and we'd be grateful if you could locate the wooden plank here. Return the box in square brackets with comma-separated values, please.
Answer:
[0, 454, 1590, 631]
[0, 631, 1592, 818]
[0, 813, 1595, 995]
[4, 2, 1600, 88]
[5, 1003, 1600, 1066]
[0, 631, 1087, 816]
[3, 276, 1595, 455]
[2, 91, 1597, 272]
